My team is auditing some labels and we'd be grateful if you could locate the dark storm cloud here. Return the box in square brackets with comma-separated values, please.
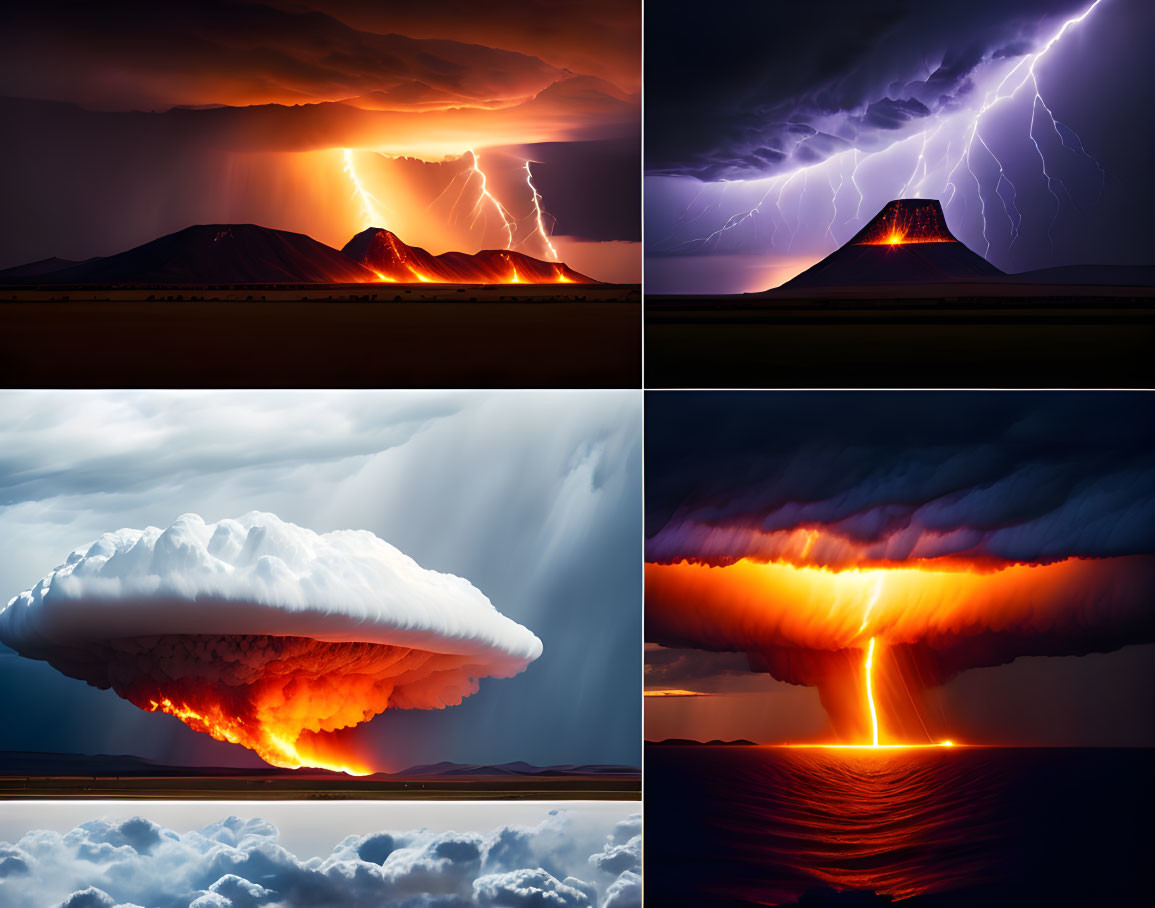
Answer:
[520, 139, 641, 242]
[646, 0, 1089, 180]
[644, 646, 754, 689]
[263, 0, 642, 93]
[0, 812, 641, 908]
[646, 392, 1155, 567]
[0, 0, 563, 110]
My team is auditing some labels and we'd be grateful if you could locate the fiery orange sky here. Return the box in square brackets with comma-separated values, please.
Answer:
[644, 393, 1155, 748]
[0, 1, 640, 281]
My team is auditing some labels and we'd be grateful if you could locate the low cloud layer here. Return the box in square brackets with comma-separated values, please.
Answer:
[0, 810, 641, 908]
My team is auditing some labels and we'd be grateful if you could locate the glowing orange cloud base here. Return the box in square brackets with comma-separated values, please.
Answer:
[646, 550, 1145, 746]
[115, 635, 484, 774]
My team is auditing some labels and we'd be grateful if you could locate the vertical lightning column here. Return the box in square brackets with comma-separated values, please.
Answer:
[862, 575, 883, 746]
[865, 638, 880, 747]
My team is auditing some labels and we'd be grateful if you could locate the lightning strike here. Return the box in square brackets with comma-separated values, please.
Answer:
[342, 149, 388, 229]
[524, 161, 559, 260]
[664, 0, 1107, 268]
[864, 637, 880, 747]
[468, 149, 515, 249]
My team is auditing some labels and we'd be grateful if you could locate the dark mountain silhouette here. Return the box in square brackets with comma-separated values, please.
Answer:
[2, 224, 378, 284]
[342, 227, 597, 283]
[779, 199, 1003, 290]
[0, 223, 602, 285]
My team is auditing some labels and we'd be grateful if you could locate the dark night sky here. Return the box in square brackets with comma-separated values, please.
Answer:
[645, 391, 1155, 746]
[645, 0, 1155, 292]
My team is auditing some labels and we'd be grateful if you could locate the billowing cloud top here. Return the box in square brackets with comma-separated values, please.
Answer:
[2, 512, 542, 669]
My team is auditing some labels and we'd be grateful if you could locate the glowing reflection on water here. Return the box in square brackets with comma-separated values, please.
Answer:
[717, 748, 1007, 903]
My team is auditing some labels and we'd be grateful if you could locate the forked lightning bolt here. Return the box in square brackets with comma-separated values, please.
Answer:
[524, 161, 559, 260]
[663, 0, 1107, 264]
[468, 149, 515, 249]
[342, 147, 561, 258]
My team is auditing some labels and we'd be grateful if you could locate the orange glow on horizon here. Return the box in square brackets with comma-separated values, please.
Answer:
[645, 688, 709, 698]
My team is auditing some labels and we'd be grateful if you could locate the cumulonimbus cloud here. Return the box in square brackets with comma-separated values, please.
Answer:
[644, 392, 1155, 741]
[0, 512, 542, 771]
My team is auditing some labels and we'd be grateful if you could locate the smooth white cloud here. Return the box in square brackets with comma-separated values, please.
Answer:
[2, 511, 541, 666]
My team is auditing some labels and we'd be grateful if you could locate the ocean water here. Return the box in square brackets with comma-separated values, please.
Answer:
[644, 746, 1153, 906]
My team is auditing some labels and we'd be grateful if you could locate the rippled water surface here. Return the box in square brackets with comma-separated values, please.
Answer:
[645, 747, 1152, 906]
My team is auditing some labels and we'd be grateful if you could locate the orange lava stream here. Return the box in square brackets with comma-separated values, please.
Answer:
[119, 635, 487, 775]
[146, 696, 374, 776]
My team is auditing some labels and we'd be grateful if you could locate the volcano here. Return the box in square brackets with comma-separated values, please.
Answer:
[3, 225, 380, 284]
[342, 228, 596, 284]
[779, 199, 1004, 289]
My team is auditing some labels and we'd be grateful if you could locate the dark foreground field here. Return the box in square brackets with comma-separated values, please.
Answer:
[0, 752, 641, 801]
[0, 284, 640, 388]
[647, 285, 1155, 387]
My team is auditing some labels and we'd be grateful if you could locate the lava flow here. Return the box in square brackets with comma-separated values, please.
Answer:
[113, 634, 487, 774]
[340, 227, 595, 283]
[853, 199, 957, 246]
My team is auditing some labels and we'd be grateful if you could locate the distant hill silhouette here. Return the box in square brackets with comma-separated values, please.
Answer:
[341, 227, 596, 283]
[0, 224, 377, 284]
[0, 223, 598, 285]
[0, 750, 638, 778]
[646, 738, 757, 747]
[779, 199, 1003, 289]
[0, 256, 103, 278]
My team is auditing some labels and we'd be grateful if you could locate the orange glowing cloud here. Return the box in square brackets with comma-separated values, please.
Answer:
[0, 513, 543, 774]
[646, 554, 1155, 743]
